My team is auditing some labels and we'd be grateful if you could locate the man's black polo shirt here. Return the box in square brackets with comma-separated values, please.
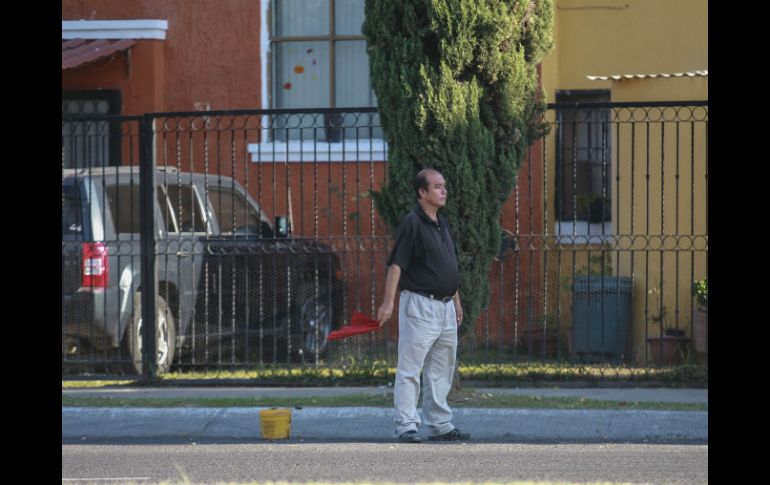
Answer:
[386, 204, 459, 298]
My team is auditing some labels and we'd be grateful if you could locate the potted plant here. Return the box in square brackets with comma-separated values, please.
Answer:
[646, 286, 689, 365]
[692, 277, 708, 356]
[576, 192, 611, 223]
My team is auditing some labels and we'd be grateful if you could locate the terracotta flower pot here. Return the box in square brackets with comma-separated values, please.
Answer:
[647, 336, 689, 365]
[692, 308, 708, 354]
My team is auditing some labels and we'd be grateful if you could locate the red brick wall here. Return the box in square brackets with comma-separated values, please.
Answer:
[62, 0, 262, 113]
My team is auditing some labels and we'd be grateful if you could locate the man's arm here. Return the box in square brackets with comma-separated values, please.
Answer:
[453, 291, 463, 326]
[376, 264, 402, 327]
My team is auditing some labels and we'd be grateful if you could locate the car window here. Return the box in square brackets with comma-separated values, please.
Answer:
[157, 186, 179, 233]
[97, 181, 206, 235]
[104, 184, 140, 234]
[207, 186, 266, 235]
[165, 183, 207, 233]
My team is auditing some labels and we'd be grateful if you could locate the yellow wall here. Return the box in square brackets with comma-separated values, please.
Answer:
[612, 77, 707, 102]
[540, 0, 708, 364]
[542, 0, 708, 96]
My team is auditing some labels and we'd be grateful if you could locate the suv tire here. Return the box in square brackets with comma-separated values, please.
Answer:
[123, 293, 176, 375]
[293, 292, 334, 363]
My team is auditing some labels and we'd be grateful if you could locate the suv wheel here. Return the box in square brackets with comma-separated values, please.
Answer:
[295, 295, 333, 363]
[124, 293, 176, 375]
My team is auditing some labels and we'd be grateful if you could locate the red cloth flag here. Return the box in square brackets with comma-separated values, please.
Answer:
[327, 311, 380, 341]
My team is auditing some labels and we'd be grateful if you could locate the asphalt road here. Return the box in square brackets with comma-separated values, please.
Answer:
[62, 441, 708, 484]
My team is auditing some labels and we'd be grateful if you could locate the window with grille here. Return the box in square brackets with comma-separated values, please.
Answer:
[554, 90, 612, 236]
[61, 90, 121, 169]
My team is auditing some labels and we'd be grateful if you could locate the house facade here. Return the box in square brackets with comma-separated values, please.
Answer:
[538, 0, 708, 363]
[62, 0, 707, 365]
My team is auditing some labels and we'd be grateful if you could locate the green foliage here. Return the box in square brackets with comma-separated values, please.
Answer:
[580, 249, 613, 276]
[62, 362, 708, 388]
[560, 247, 614, 291]
[648, 285, 686, 337]
[576, 192, 611, 222]
[692, 277, 708, 309]
[363, 0, 554, 324]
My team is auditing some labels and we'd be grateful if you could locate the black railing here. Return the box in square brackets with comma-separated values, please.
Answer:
[62, 102, 707, 377]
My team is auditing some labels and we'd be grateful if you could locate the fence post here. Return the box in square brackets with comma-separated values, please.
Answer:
[139, 114, 158, 380]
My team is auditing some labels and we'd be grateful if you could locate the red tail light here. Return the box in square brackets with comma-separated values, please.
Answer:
[82, 242, 109, 288]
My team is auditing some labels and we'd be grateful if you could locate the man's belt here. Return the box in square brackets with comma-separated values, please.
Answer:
[409, 290, 453, 303]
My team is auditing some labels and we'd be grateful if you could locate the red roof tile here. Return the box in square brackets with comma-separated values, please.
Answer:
[62, 38, 136, 70]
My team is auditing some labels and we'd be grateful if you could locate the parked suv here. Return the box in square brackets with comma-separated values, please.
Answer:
[62, 167, 344, 373]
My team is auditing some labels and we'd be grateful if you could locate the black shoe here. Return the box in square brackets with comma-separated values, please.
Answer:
[397, 430, 422, 443]
[428, 428, 471, 441]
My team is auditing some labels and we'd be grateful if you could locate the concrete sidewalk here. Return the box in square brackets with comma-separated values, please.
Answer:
[62, 386, 708, 403]
[62, 387, 707, 443]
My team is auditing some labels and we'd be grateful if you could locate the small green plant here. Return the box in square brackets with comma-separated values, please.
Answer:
[692, 277, 708, 310]
[576, 192, 611, 223]
[648, 286, 684, 337]
[561, 244, 614, 291]
[584, 251, 613, 276]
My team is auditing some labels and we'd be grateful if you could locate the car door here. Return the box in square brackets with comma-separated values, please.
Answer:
[161, 177, 208, 355]
[204, 183, 283, 341]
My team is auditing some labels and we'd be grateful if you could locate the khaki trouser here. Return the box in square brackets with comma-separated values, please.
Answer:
[394, 290, 458, 437]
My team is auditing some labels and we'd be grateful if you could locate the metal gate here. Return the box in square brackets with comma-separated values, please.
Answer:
[62, 102, 707, 377]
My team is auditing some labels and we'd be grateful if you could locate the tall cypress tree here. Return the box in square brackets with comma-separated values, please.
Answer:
[364, 0, 554, 324]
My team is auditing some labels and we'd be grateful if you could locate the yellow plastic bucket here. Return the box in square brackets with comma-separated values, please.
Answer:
[259, 408, 292, 439]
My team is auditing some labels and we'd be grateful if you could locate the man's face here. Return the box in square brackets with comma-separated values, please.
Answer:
[420, 171, 447, 208]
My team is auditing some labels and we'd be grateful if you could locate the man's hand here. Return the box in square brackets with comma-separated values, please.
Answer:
[377, 264, 401, 328]
[454, 294, 463, 326]
[376, 301, 394, 328]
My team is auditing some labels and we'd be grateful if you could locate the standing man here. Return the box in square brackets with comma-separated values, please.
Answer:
[376, 168, 470, 443]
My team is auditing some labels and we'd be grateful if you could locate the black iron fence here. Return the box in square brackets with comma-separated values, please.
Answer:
[62, 102, 708, 377]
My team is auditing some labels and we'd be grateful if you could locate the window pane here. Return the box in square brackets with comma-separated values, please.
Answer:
[335, 41, 379, 139]
[557, 111, 611, 222]
[335, 40, 373, 107]
[272, 41, 330, 141]
[273, 0, 329, 37]
[335, 0, 365, 35]
[273, 41, 330, 109]
[555, 91, 611, 225]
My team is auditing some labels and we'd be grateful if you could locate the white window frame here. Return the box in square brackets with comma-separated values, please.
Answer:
[553, 221, 614, 245]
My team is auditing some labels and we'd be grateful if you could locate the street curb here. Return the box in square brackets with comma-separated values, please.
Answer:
[62, 407, 707, 443]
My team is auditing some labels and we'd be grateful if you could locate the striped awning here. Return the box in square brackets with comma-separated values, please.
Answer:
[587, 70, 708, 81]
[62, 38, 136, 70]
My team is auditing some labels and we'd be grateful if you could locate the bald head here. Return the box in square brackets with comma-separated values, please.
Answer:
[414, 168, 442, 201]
